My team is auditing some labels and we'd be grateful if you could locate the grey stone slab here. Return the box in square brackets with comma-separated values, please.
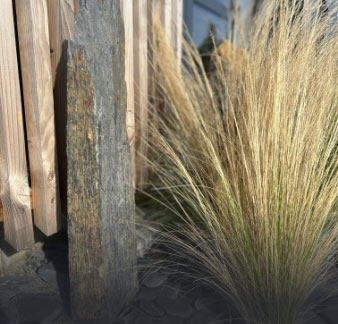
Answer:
[37, 255, 69, 292]
[142, 271, 168, 288]
[135, 287, 162, 302]
[158, 285, 180, 300]
[162, 314, 186, 324]
[156, 296, 193, 318]
[323, 295, 338, 323]
[194, 296, 207, 311]
[8, 293, 63, 323]
[190, 310, 221, 324]
[114, 319, 127, 324]
[134, 315, 158, 324]
[303, 312, 328, 324]
[37, 262, 58, 285]
[208, 300, 232, 316]
[75, 319, 105, 324]
[67, 0, 137, 320]
[139, 300, 165, 317]
[0, 276, 31, 290]
[0, 289, 16, 307]
[0, 307, 10, 324]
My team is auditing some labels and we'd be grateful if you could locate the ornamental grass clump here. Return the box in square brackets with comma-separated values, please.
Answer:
[144, 1, 338, 323]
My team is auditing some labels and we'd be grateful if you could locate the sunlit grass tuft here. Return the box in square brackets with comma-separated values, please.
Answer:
[143, 1, 338, 323]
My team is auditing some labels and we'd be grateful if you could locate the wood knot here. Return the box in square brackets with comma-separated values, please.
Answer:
[48, 171, 54, 182]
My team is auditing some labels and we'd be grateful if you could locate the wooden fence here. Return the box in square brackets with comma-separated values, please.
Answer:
[0, 0, 183, 251]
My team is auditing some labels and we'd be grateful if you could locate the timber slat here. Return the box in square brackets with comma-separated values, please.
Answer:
[15, 0, 60, 236]
[133, 0, 149, 188]
[121, 0, 136, 184]
[0, 0, 34, 250]
[172, 0, 183, 63]
[46, 0, 75, 218]
[0, 202, 3, 223]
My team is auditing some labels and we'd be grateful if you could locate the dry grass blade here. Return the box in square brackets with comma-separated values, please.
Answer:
[142, 1, 338, 323]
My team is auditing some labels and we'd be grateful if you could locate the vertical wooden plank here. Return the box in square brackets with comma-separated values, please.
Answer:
[133, 0, 148, 188]
[152, 0, 172, 39]
[48, 0, 75, 84]
[0, 0, 34, 250]
[147, 0, 159, 143]
[152, 0, 182, 54]
[15, 0, 60, 236]
[163, 0, 172, 41]
[46, 0, 75, 218]
[172, 0, 183, 63]
[121, 0, 136, 185]
[67, 0, 137, 321]
[0, 202, 4, 223]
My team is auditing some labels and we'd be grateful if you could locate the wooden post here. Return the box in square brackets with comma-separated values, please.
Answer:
[15, 0, 60, 236]
[172, 0, 183, 64]
[121, 1, 136, 186]
[46, 0, 75, 219]
[133, 0, 149, 188]
[67, 0, 137, 321]
[0, 202, 3, 222]
[0, 0, 34, 250]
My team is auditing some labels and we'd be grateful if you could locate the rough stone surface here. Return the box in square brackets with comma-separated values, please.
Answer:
[74, 320, 104, 324]
[134, 316, 154, 324]
[304, 313, 328, 324]
[135, 287, 162, 301]
[37, 261, 58, 284]
[162, 314, 186, 324]
[158, 284, 180, 300]
[141, 271, 168, 288]
[1, 211, 338, 324]
[7, 293, 63, 323]
[138, 300, 165, 317]
[323, 295, 338, 324]
[157, 296, 193, 318]
[190, 310, 220, 324]
[67, 0, 137, 321]
[37, 254, 69, 289]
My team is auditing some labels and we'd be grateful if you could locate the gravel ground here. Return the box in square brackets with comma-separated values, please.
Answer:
[0, 211, 337, 324]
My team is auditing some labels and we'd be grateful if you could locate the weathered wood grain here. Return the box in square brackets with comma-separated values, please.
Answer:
[46, 0, 75, 219]
[121, 0, 136, 185]
[67, 1, 137, 321]
[0, 0, 34, 250]
[0, 202, 3, 223]
[133, 0, 149, 188]
[172, 0, 183, 63]
[15, 0, 60, 236]
[148, 0, 183, 165]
